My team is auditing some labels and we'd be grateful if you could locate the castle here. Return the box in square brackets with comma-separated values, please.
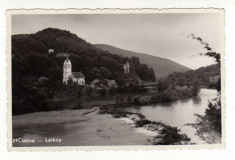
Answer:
[63, 57, 85, 85]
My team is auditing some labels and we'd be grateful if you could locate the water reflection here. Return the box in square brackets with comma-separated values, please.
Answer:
[192, 96, 202, 105]
[132, 105, 141, 110]
[123, 89, 218, 144]
[152, 101, 178, 108]
[178, 98, 191, 104]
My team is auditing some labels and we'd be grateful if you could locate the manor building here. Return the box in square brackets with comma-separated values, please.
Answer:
[63, 57, 85, 85]
[123, 61, 130, 74]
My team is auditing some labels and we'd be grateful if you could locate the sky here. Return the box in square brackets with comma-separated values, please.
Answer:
[12, 13, 224, 69]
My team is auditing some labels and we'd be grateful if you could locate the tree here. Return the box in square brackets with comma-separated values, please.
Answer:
[188, 33, 220, 64]
[76, 86, 84, 98]
[205, 97, 221, 132]
[129, 61, 136, 73]
[108, 87, 116, 96]
[100, 67, 111, 79]
[189, 35, 222, 143]
[139, 64, 150, 81]
[86, 67, 102, 82]
[38, 77, 49, 87]
[86, 86, 93, 98]
[12, 55, 30, 80]
[157, 79, 169, 92]
[67, 78, 74, 86]
[99, 88, 107, 97]
[192, 80, 199, 96]
[47, 66, 62, 82]
[47, 88, 54, 102]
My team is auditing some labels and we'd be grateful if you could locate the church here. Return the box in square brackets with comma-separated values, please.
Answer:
[63, 57, 85, 85]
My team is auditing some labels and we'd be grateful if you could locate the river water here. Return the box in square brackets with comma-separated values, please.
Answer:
[13, 88, 217, 146]
[122, 88, 218, 144]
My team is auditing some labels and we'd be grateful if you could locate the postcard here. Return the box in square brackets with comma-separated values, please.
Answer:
[7, 9, 225, 151]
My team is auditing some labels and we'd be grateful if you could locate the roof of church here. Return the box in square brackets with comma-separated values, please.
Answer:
[73, 72, 85, 78]
[64, 58, 71, 64]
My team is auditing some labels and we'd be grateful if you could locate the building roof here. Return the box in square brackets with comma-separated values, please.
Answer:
[48, 49, 54, 53]
[64, 58, 71, 64]
[73, 72, 85, 78]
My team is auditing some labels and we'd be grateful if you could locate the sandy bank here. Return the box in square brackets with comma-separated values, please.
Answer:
[13, 108, 98, 128]
[13, 106, 191, 146]
[13, 108, 155, 146]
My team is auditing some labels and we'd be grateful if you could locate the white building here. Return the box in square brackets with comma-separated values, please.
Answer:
[48, 49, 54, 54]
[123, 61, 130, 74]
[63, 57, 85, 85]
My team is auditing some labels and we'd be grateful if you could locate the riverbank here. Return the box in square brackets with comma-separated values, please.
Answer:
[98, 106, 191, 145]
[12, 108, 98, 128]
[13, 107, 156, 146]
[13, 105, 191, 146]
[186, 116, 222, 144]
[12, 84, 200, 116]
[13, 88, 219, 146]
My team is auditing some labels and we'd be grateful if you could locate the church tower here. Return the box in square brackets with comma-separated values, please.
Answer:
[63, 57, 72, 84]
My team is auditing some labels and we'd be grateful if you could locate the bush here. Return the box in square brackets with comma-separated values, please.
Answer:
[71, 100, 84, 110]
[12, 100, 33, 115]
[150, 88, 196, 104]
[155, 125, 190, 145]
[86, 86, 93, 98]
[133, 97, 140, 104]
[108, 87, 117, 96]
[76, 87, 83, 98]
[135, 119, 152, 127]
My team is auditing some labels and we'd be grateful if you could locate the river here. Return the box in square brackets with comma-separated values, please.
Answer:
[13, 88, 217, 146]
[122, 88, 218, 144]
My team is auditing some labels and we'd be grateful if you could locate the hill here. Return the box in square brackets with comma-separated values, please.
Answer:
[157, 63, 220, 92]
[95, 44, 191, 79]
[12, 28, 156, 83]
[12, 28, 93, 55]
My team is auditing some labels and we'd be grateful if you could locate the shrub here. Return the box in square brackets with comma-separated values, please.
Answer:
[133, 97, 140, 105]
[71, 100, 84, 110]
[108, 87, 117, 96]
[135, 119, 152, 127]
[155, 125, 190, 145]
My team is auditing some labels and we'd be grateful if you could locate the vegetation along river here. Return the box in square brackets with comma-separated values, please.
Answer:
[121, 88, 218, 144]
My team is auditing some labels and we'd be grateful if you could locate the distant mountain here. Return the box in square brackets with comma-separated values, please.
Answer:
[95, 44, 191, 79]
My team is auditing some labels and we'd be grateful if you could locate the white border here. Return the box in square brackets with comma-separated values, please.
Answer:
[6, 8, 225, 151]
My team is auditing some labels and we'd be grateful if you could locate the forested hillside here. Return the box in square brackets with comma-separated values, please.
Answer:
[157, 63, 220, 92]
[12, 28, 158, 115]
[12, 28, 156, 84]
[95, 44, 191, 79]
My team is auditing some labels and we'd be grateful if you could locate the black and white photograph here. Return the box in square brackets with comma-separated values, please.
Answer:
[8, 9, 224, 148]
